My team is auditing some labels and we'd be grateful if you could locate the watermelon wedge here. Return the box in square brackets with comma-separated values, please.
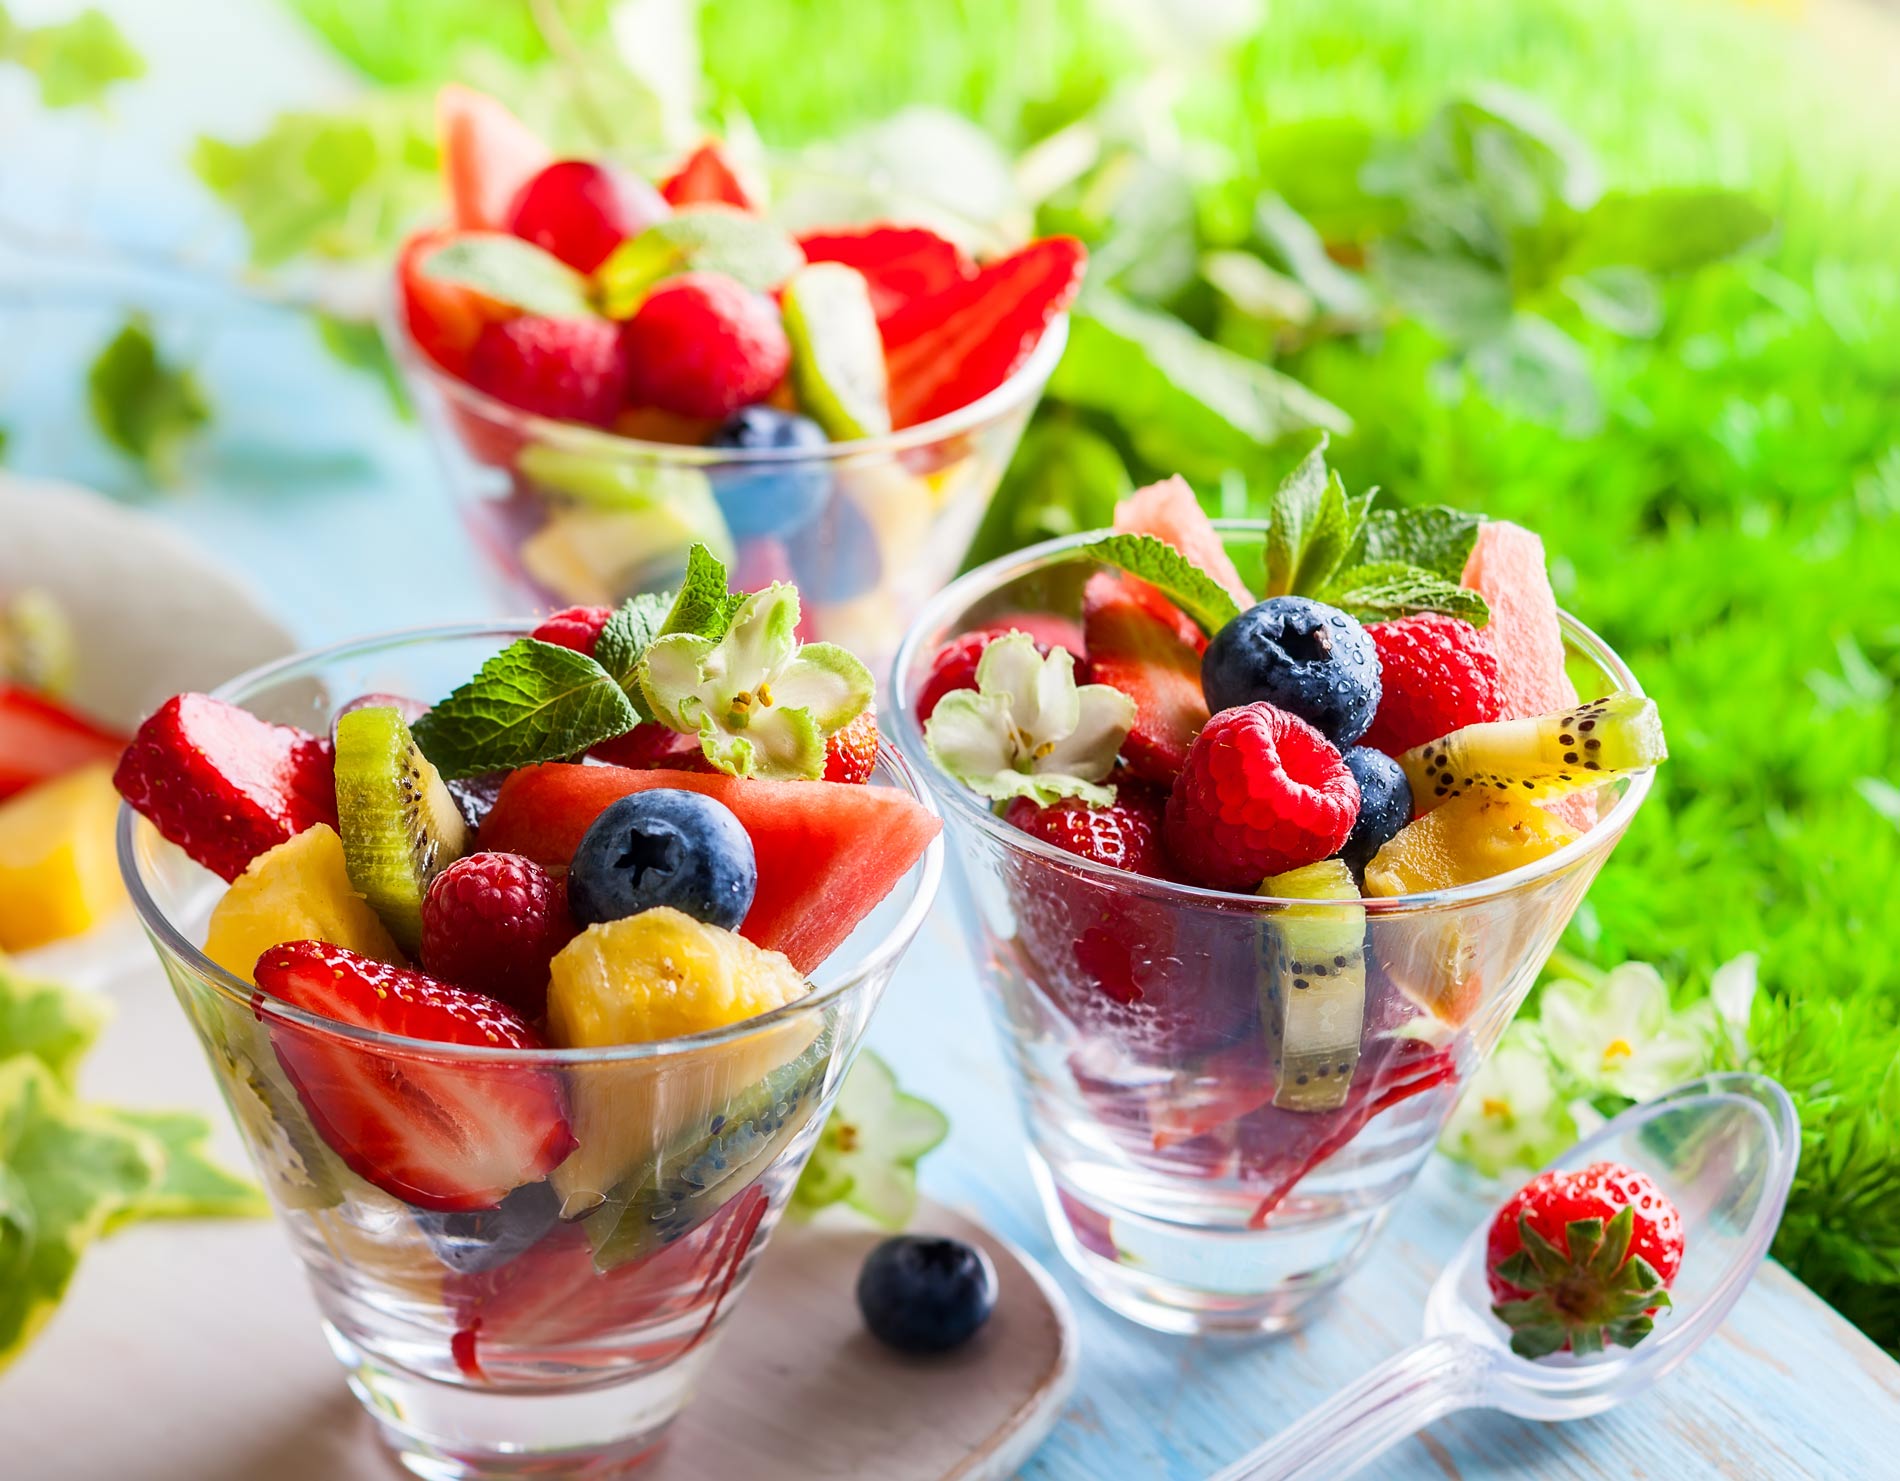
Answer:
[1461, 521, 1594, 829]
[438, 84, 552, 232]
[478, 764, 940, 974]
[1114, 476, 1253, 608]
[0, 684, 127, 804]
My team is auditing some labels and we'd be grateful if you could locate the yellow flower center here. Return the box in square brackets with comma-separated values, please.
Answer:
[1602, 1037, 1634, 1064]
[1481, 1097, 1511, 1119]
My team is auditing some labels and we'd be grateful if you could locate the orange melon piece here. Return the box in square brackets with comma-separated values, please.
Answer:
[437, 84, 552, 232]
[1115, 476, 1253, 608]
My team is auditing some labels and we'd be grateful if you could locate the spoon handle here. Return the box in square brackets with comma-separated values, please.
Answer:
[1209, 1333, 1493, 1481]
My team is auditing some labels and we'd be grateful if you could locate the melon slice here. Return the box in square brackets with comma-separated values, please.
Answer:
[1462, 521, 1595, 829]
[1114, 476, 1253, 608]
[437, 84, 552, 232]
[478, 764, 939, 974]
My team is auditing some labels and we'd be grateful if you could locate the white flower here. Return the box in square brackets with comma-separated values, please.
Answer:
[1440, 1024, 1577, 1179]
[923, 632, 1135, 807]
[1539, 961, 1712, 1102]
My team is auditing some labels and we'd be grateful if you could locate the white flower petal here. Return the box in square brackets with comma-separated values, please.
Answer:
[772, 642, 874, 731]
[1037, 682, 1136, 781]
[925, 690, 1018, 795]
[973, 632, 1051, 727]
[721, 585, 801, 687]
[705, 704, 825, 781]
[639, 632, 716, 731]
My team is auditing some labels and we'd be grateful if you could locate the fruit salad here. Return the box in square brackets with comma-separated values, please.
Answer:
[0, 590, 129, 951]
[908, 444, 1668, 1247]
[114, 550, 940, 1390]
[399, 87, 1084, 660]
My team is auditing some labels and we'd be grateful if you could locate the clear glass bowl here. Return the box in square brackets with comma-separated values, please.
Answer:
[890, 523, 1657, 1337]
[390, 175, 1065, 676]
[118, 624, 943, 1480]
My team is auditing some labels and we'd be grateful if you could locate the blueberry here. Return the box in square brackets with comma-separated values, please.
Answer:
[1339, 747, 1413, 874]
[787, 492, 882, 603]
[414, 1180, 560, 1274]
[567, 789, 757, 929]
[856, 1235, 998, 1355]
[708, 407, 833, 541]
[1202, 596, 1381, 746]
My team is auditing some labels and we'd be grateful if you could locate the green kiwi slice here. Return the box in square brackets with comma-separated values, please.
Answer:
[782, 263, 891, 439]
[1260, 859, 1367, 1112]
[580, 1028, 834, 1272]
[1399, 692, 1666, 810]
[333, 706, 468, 954]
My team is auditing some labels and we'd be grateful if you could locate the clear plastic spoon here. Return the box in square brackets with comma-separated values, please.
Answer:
[1212, 1073, 1800, 1481]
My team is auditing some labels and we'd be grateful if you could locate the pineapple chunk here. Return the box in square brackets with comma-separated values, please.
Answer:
[203, 824, 403, 983]
[0, 763, 126, 951]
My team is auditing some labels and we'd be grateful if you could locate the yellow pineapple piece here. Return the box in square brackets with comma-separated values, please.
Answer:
[546, 907, 814, 1216]
[0, 763, 126, 951]
[203, 824, 404, 983]
[1365, 794, 1579, 897]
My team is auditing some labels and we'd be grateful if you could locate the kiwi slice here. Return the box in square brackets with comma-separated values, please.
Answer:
[782, 263, 891, 439]
[1260, 859, 1367, 1112]
[333, 706, 468, 953]
[1399, 693, 1666, 812]
[580, 1028, 834, 1272]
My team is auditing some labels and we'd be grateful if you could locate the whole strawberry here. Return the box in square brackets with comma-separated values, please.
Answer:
[421, 852, 575, 1019]
[914, 628, 1052, 723]
[530, 605, 614, 654]
[1486, 1160, 1684, 1358]
[1005, 781, 1171, 878]
[824, 709, 880, 785]
[466, 316, 629, 427]
[1164, 703, 1359, 890]
[1361, 613, 1503, 757]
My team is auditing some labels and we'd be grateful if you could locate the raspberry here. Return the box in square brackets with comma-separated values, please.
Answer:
[530, 605, 613, 654]
[620, 271, 789, 419]
[914, 628, 1051, 723]
[420, 852, 575, 1019]
[1004, 782, 1170, 878]
[466, 315, 629, 426]
[1164, 703, 1360, 890]
[1361, 613, 1503, 757]
[824, 709, 879, 785]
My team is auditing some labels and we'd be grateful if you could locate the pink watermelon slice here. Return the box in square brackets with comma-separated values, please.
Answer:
[1114, 476, 1254, 608]
[1462, 521, 1595, 829]
[479, 764, 940, 974]
[438, 85, 552, 232]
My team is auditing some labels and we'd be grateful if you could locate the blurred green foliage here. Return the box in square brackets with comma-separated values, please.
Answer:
[253, 0, 1900, 1352]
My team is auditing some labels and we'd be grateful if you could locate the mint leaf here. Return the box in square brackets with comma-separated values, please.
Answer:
[0, 957, 109, 1089]
[658, 543, 745, 642]
[411, 639, 638, 778]
[0, 6, 144, 109]
[595, 592, 674, 688]
[422, 234, 598, 318]
[1321, 562, 1490, 625]
[1265, 435, 1363, 597]
[100, 1109, 265, 1229]
[86, 316, 210, 486]
[1353, 505, 1483, 583]
[1079, 533, 1243, 635]
[595, 209, 804, 318]
[1565, 188, 1773, 277]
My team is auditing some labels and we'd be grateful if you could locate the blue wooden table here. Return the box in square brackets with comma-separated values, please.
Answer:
[4, 7, 1899, 1473]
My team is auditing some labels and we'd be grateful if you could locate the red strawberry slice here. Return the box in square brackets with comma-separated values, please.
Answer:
[0, 684, 127, 803]
[882, 236, 1086, 429]
[397, 228, 518, 378]
[113, 694, 337, 882]
[796, 225, 973, 325]
[659, 141, 756, 211]
[437, 84, 552, 233]
[586, 722, 711, 772]
[256, 941, 576, 1213]
[1081, 572, 1208, 786]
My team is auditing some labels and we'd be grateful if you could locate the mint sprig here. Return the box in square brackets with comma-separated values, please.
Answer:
[657, 543, 746, 642]
[1263, 436, 1489, 626]
[411, 639, 638, 778]
[1078, 532, 1243, 635]
[420, 234, 599, 319]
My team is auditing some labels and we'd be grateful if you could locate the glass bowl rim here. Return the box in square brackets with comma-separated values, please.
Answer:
[889, 519, 1656, 916]
[118, 621, 945, 1065]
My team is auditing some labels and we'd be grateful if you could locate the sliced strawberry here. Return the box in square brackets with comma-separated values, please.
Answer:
[882, 236, 1086, 429]
[1081, 573, 1208, 786]
[586, 723, 711, 771]
[437, 84, 552, 232]
[256, 941, 575, 1213]
[659, 141, 756, 211]
[796, 225, 973, 325]
[397, 228, 517, 378]
[822, 709, 879, 785]
[0, 684, 127, 803]
[113, 694, 337, 882]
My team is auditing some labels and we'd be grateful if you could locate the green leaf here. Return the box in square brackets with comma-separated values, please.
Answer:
[421, 234, 598, 318]
[595, 209, 804, 318]
[97, 1109, 266, 1229]
[964, 419, 1132, 570]
[191, 98, 436, 268]
[790, 1050, 948, 1228]
[85, 316, 210, 486]
[314, 312, 410, 415]
[1264, 435, 1354, 598]
[1562, 266, 1663, 337]
[0, 6, 143, 109]
[0, 960, 110, 1090]
[1076, 533, 1242, 635]
[1254, 192, 1376, 320]
[1050, 290, 1350, 480]
[1566, 188, 1774, 276]
[1370, 242, 1514, 341]
[1320, 561, 1491, 625]
[410, 639, 639, 778]
[1353, 505, 1483, 583]
[594, 591, 675, 696]
[1464, 314, 1601, 434]
[658, 543, 745, 642]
